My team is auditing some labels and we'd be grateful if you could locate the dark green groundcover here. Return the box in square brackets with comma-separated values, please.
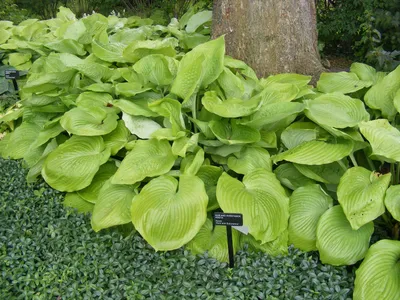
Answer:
[0, 158, 354, 299]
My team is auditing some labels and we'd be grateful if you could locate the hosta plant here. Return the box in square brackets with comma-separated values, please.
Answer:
[1, 7, 400, 300]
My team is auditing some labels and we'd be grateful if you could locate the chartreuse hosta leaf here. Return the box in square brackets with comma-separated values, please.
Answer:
[27, 139, 58, 183]
[77, 162, 118, 203]
[64, 192, 94, 213]
[359, 119, 400, 162]
[112, 99, 158, 118]
[217, 169, 289, 243]
[61, 106, 118, 136]
[317, 72, 372, 94]
[338, 167, 391, 230]
[133, 54, 178, 86]
[384, 185, 400, 221]
[217, 67, 245, 99]
[0, 122, 40, 159]
[112, 139, 176, 185]
[281, 122, 328, 149]
[91, 179, 137, 232]
[227, 146, 271, 175]
[353, 239, 400, 300]
[294, 161, 346, 184]
[123, 37, 178, 63]
[394, 89, 400, 114]
[241, 229, 289, 256]
[172, 133, 199, 157]
[131, 175, 208, 251]
[364, 65, 400, 120]
[274, 163, 316, 190]
[350, 62, 378, 83]
[148, 98, 185, 134]
[273, 138, 353, 165]
[42, 136, 110, 192]
[122, 112, 161, 139]
[171, 36, 225, 100]
[103, 120, 130, 155]
[304, 93, 369, 129]
[196, 165, 223, 211]
[289, 185, 333, 251]
[181, 148, 204, 175]
[209, 120, 260, 145]
[186, 218, 240, 262]
[91, 40, 126, 63]
[263, 73, 311, 88]
[201, 91, 261, 118]
[316, 205, 374, 266]
[115, 82, 152, 97]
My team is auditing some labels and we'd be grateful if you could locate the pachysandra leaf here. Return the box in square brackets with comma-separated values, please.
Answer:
[359, 119, 400, 162]
[304, 93, 369, 128]
[112, 139, 176, 185]
[186, 218, 239, 262]
[77, 161, 118, 203]
[131, 175, 208, 251]
[317, 72, 372, 94]
[42, 135, 110, 192]
[353, 239, 400, 300]
[274, 163, 316, 190]
[209, 120, 260, 145]
[171, 36, 225, 100]
[91, 179, 137, 232]
[227, 146, 271, 175]
[217, 169, 289, 243]
[364, 65, 400, 120]
[316, 205, 374, 266]
[384, 185, 400, 222]
[201, 90, 261, 118]
[64, 192, 94, 213]
[338, 167, 390, 230]
[122, 112, 162, 139]
[289, 184, 333, 251]
[272, 138, 353, 165]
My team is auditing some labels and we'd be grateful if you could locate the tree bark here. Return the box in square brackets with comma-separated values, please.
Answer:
[212, 0, 325, 79]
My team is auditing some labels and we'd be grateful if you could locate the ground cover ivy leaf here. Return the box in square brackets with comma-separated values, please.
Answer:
[61, 106, 118, 136]
[359, 119, 400, 162]
[242, 102, 304, 129]
[186, 218, 239, 262]
[148, 98, 185, 134]
[350, 62, 378, 83]
[353, 239, 400, 300]
[316, 205, 374, 266]
[337, 167, 391, 230]
[281, 122, 323, 149]
[364, 65, 400, 121]
[227, 146, 271, 175]
[122, 113, 162, 139]
[64, 192, 94, 213]
[42, 135, 110, 192]
[0, 122, 40, 159]
[77, 162, 118, 203]
[112, 139, 176, 185]
[91, 179, 137, 232]
[209, 119, 260, 145]
[274, 163, 316, 190]
[241, 230, 288, 256]
[133, 54, 178, 86]
[293, 161, 346, 184]
[196, 165, 223, 211]
[304, 93, 370, 128]
[123, 37, 178, 63]
[131, 174, 208, 251]
[289, 184, 333, 251]
[317, 72, 372, 94]
[201, 91, 261, 118]
[384, 185, 400, 221]
[272, 138, 353, 165]
[112, 99, 158, 118]
[91, 40, 126, 63]
[171, 36, 225, 100]
[217, 169, 289, 243]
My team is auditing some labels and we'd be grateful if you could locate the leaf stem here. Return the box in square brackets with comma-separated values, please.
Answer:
[391, 163, 395, 185]
[363, 149, 375, 171]
[349, 153, 358, 167]
[337, 160, 348, 172]
[396, 163, 400, 185]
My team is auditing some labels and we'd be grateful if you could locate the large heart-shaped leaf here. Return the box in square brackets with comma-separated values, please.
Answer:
[103, 120, 130, 155]
[294, 162, 346, 184]
[123, 37, 178, 63]
[304, 93, 369, 128]
[131, 175, 208, 251]
[274, 163, 316, 190]
[272, 138, 353, 165]
[227, 146, 271, 175]
[196, 165, 223, 211]
[359, 119, 400, 162]
[209, 120, 260, 145]
[133, 54, 178, 86]
[384, 185, 400, 222]
[112, 139, 176, 185]
[91, 179, 137, 232]
[353, 239, 400, 300]
[64, 192, 94, 213]
[281, 122, 322, 149]
[216, 169, 289, 243]
[316, 205, 374, 266]
[42, 136, 110, 192]
[317, 72, 372, 94]
[122, 113, 162, 139]
[338, 167, 391, 230]
[240, 229, 289, 256]
[148, 98, 185, 134]
[289, 184, 333, 251]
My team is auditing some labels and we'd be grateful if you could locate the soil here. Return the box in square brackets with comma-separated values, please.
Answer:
[325, 55, 353, 72]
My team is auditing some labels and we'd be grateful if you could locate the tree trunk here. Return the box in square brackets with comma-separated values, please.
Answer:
[212, 0, 325, 79]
